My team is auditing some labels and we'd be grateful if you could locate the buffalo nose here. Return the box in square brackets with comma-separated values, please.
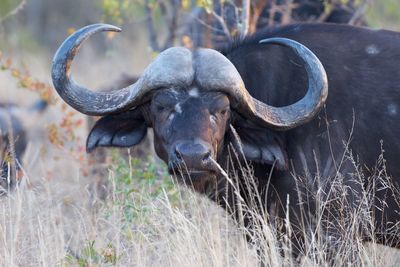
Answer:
[173, 142, 212, 168]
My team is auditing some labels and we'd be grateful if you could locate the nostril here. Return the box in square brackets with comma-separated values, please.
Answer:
[174, 148, 183, 160]
[202, 151, 212, 162]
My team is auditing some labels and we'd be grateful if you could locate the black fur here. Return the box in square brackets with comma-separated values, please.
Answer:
[222, 23, 400, 253]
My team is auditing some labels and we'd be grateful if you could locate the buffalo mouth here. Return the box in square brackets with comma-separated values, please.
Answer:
[168, 168, 216, 193]
[168, 168, 216, 180]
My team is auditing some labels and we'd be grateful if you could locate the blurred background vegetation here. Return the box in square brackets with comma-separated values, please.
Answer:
[367, 0, 400, 29]
[0, 1, 400, 265]
[1, 0, 400, 57]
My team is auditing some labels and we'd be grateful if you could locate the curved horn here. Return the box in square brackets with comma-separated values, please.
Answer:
[51, 24, 194, 116]
[194, 38, 328, 130]
[255, 37, 328, 129]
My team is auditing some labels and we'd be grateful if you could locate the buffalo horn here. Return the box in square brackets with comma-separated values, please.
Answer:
[194, 38, 328, 130]
[254, 37, 328, 129]
[51, 24, 194, 116]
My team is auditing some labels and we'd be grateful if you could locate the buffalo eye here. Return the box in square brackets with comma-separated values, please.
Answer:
[155, 104, 165, 112]
[153, 99, 176, 111]
[214, 107, 230, 118]
[210, 108, 229, 123]
[208, 94, 230, 118]
[151, 91, 179, 115]
[220, 109, 228, 116]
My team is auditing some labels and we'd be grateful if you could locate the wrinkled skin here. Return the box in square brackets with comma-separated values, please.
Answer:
[150, 88, 230, 191]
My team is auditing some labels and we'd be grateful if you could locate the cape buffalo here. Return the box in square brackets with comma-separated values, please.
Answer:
[0, 100, 47, 194]
[51, 23, 400, 257]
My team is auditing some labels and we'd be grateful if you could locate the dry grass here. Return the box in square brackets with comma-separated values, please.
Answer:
[0, 163, 258, 266]
[1, 147, 400, 267]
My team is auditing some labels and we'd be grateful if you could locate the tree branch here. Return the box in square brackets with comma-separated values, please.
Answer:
[162, 0, 180, 50]
[249, 0, 268, 34]
[0, 0, 26, 24]
[239, 0, 250, 39]
[144, 0, 160, 52]
[348, 0, 370, 26]
[210, 10, 232, 41]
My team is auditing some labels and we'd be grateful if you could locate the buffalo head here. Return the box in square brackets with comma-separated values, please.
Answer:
[52, 24, 328, 192]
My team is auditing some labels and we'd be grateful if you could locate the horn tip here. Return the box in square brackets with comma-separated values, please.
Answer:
[97, 23, 122, 33]
[259, 37, 290, 45]
[79, 23, 122, 34]
[107, 25, 122, 33]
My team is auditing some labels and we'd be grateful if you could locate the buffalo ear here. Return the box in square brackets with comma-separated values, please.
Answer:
[87, 109, 147, 152]
[229, 118, 288, 170]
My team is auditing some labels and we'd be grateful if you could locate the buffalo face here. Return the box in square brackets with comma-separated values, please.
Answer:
[86, 87, 231, 192]
[151, 88, 230, 190]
